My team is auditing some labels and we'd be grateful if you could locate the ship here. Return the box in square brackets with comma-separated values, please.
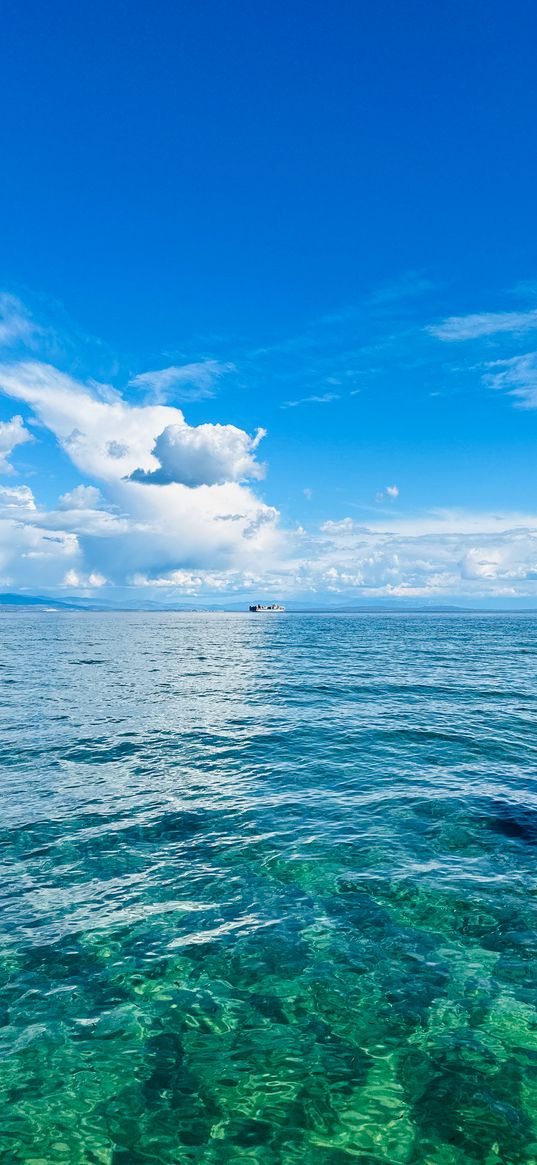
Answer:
[249, 603, 286, 612]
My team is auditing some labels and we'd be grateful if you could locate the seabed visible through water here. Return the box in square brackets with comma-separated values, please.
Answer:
[1, 611, 537, 1164]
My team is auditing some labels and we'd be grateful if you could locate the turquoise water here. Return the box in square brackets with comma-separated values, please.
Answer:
[1, 611, 537, 1164]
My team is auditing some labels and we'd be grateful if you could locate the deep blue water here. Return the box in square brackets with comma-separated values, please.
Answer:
[1, 611, 537, 1163]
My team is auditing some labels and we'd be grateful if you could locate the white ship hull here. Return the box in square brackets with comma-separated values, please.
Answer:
[249, 604, 285, 612]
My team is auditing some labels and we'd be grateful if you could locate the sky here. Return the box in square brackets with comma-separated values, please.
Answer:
[1, 0, 537, 606]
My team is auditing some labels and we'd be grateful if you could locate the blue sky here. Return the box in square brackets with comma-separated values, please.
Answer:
[1, 0, 537, 605]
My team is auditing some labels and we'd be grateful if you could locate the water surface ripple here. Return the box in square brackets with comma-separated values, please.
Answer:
[1, 612, 537, 1164]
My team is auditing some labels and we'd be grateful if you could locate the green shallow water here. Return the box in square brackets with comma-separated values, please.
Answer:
[1, 611, 537, 1164]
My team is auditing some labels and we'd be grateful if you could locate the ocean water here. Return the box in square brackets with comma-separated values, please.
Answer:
[1, 611, 537, 1165]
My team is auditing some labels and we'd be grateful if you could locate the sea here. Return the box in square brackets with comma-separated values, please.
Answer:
[1, 610, 537, 1164]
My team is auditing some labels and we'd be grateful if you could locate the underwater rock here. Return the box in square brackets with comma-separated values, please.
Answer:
[487, 800, 537, 845]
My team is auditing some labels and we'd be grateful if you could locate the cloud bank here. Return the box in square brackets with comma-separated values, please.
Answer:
[0, 285, 537, 603]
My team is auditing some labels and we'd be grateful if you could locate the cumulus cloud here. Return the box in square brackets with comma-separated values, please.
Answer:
[0, 358, 281, 591]
[129, 360, 234, 403]
[131, 568, 260, 594]
[3, 340, 537, 603]
[310, 510, 537, 599]
[130, 422, 266, 487]
[429, 308, 537, 341]
[63, 568, 107, 588]
[0, 361, 267, 489]
[0, 360, 183, 481]
[320, 517, 358, 535]
[375, 483, 399, 502]
[0, 484, 36, 514]
[0, 515, 79, 590]
[59, 484, 107, 510]
[0, 414, 32, 473]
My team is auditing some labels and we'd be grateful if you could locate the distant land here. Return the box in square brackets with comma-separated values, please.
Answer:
[2, 592, 537, 614]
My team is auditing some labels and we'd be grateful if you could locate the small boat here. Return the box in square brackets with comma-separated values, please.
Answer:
[249, 603, 286, 612]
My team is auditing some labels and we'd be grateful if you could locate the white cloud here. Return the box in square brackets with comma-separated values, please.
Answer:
[59, 484, 106, 510]
[376, 483, 399, 502]
[3, 348, 537, 603]
[0, 414, 32, 473]
[483, 353, 537, 408]
[63, 569, 107, 588]
[461, 547, 506, 580]
[429, 308, 537, 341]
[0, 361, 267, 489]
[320, 517, 358, 535]
[283, 392, 340, 408]
[309, 510, 537, 598]
[2, 475, 537, 600]
[363, 509, 537, 536]
[129, 360, 234, 403]
[0, 484, 36, 514]
[0, 359, 282, 591]
[131, 422, 266, 487]
[0, 517, 79, 590]
[0, 360, 182, 481]
[0, 293, 42, 349]
[131, 568, 259, 594]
